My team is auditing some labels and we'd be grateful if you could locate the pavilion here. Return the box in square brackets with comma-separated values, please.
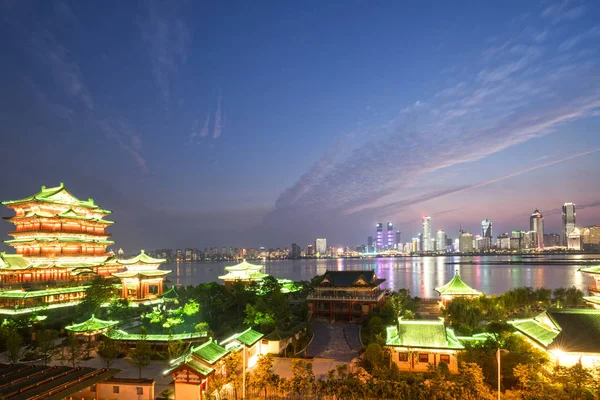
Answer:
[434, 270, 482, 306]
[509, 308, 600, 368]
[218, 259, 268, 286]
[65, 314, 119, 338]
[112, 250, 170, 302]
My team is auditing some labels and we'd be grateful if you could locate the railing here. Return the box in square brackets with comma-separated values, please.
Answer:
[8, 229, 110, 237]
[307, 291, 387, 302]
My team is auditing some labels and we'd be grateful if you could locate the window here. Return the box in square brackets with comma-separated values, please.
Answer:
[439, 354, 451, 365]
[398, 352, 409, 362]
[418, 353, 429, 363]
[113, 386, 120, 394]
[137, 387, 144, 395]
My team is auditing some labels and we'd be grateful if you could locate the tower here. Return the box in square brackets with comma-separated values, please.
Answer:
[562, 203, 576, 246]
[529, 209, 544, 249]
[421, 216, 432, 252]
[481, 219, 492, 239]
[376, 223, 383, 250]
[386, 222, 394, 249]
[436, 230, 447, 252]
[2, 182, 114, 262]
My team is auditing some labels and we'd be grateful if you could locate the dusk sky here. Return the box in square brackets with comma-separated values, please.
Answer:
[1, 1, 599, 251]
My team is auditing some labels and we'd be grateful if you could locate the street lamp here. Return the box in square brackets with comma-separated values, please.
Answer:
[497, 348, 509, 400]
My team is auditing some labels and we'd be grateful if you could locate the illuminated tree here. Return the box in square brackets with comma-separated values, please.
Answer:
[128, 327, 153, 379]
[248, 354, 278, 399]
[290, 359, 314, 397]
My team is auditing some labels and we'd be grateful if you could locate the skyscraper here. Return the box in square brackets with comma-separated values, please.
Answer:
[395, 231, 402, 249]
[421, 216, 432, 252]
[562, 203, 576, 246]
[529, 209, 544, 249]
[315, 238, 327, 255]
[481, 219, 492, 239]
[367, 236, 373, 253]
[459, 232, 474, 253]
[386, 222, 395, 249]
[436, 230, 446, 251]
[376, 223, 383, 250]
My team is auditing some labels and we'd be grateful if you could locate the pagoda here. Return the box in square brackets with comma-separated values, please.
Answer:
[112, 250, 169, 301]
[434, 270, 482, 306]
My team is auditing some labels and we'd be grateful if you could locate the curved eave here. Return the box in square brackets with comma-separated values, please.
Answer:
[5, 238, 115, 245]
[117, 250, 166, 265]
[113, 270, 170, 278]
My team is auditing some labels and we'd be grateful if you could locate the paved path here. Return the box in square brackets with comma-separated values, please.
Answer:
[273, 357, 348, 380]
[306, 320, 360, 363]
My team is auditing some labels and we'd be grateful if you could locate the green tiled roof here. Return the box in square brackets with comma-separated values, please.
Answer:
[158, 287, 179, 299]
[386, 318, 464, 349]
[104, 329, 207, 342]
[0, 300, 81, 315]
[583, 296, 600, 306]
[317, 270, 385, 288]
[65, 314, 119, 333]
[508, 317, 559, 347]
[0, 252, 30, 270]
[165, 356, 215, 377]
[222, 328, 264, 347]
[0, 286, 89, 299]
[117, 250, 166, 265]
[2, 182, 111, 213]
[579, 266, 600, 275]
[219, 260, 267, 281]
[435, 272, 481, 296]
[191, 339, 229, 365]
[112, 270, 170, 278]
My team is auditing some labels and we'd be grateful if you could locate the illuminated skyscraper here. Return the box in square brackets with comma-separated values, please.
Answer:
[459, 232, 474, 253]
[315, 238, 327, 255]
[529, 209, 544, 249]
[436, 230, 446, 251]
[386, 222, 395, 249]
[562, 203, 576, 246]
[376, 223, 383, 250]
[421, 216, 432, 252]
[481, 219, 492, 239]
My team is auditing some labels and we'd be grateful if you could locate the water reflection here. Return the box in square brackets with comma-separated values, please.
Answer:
[161, 255, 597, 298]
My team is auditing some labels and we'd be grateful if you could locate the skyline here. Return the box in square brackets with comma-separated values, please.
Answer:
[1, 1, 600, 250]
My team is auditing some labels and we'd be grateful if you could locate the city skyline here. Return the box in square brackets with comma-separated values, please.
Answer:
[1, 1, 600, 250]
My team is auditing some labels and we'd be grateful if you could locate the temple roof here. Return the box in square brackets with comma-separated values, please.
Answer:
[316, 270, 385, 288]
[218, 260, 268, 281]
[2, 182, 111, 213]
[435, 272, 481, 296]
[166, 357, 215, 377]
[221, 328, 264, 347]
[0, 286, 89, 299]
[0, 252, 30, 270]
[386, 318, 464, 349]
[112, 270, 170, 278]
[116, 250, 166, 265]
[509, 309, 600, 352]
[65, 314, 119, 333]
[104, 329, 207, 342]
[190, 339, 229, 365]
[579, 266, 600, 275]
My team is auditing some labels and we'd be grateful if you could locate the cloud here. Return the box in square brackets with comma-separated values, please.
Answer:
[213, 95, 222, 139]
[541, 2, 586, 23]
[266, 14, 600, 237]
[99, 118, 149, 174]
[138, 0, 190, 109]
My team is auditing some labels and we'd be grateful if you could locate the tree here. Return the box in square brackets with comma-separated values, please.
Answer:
[128, 327, 153, 379]
[63, 333, 85, 368]
[452, 362, 495, 400]
[182, 299, 200, 316]
[248, 354, 278, 399]
[80, 276, 116, 314]
[221, 351, 243, 399]
[244, 303, 275, 332]
[554, 364, 592, 399]
[291, 359, 314, 397]
[35, 329, 59, 366]
[98, 335, 121, 368]
[6, 328, 23, 364]
[364, 343, 386, 370]
[166, 334, 187, 362]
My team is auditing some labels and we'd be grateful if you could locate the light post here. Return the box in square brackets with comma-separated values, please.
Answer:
[242, 345, 246, 399]
[497, 348, 509, 400]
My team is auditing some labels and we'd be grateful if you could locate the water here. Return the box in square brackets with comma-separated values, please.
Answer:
[160, 254, 600, 298]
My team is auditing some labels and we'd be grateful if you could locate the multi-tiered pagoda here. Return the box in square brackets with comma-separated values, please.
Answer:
[0, 183, 169, 314]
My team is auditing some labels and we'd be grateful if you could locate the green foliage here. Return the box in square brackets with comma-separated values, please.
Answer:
[128, 327, 153, 379]
[34, 329, 59, 366]
[80, 276, 115, 315]
[6, 327, 22, 364]
[248, 354, 279, 400]
[182, 299, 200, 316]
[98, 334, 122, 368]
[290, 359, 315, 397]
[62, 334, 85, 368]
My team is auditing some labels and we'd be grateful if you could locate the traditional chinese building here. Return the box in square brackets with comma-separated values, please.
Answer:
[65, 314, 119, 339]
[307, 270, 387, 322]
[578, 265, 600, 308]
[218, 259, 268, 287]
[0, 183, 169, 314]
[220, 328, 264, 368]
[509, 309, 600, 368]
[434, 270, 482, 306]
[385, 318, 464, 373]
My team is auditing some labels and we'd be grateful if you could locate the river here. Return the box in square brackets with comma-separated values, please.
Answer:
[160, 254, 600, 298]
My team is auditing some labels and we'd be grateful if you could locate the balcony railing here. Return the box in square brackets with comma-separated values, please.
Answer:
[8, 229, 110, 237]
[307, 290, 387, 302]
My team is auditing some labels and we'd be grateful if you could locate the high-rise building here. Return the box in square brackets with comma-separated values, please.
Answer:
[497, 233, 510, 250]
[436, 230, 446, 252]
[543, 233, 561, 247]
[568, 228, 582, 250]
[529, 209, 544, 249]
[386, 222, 395, 249]
[315, 238, 327, 255]
[481, 219, 493, 239]
[376, 223, 384, 250]
[421, 216, 432, 252]
[459, 232, 474, 253]
[367, 236, 374, 253]
[411, 237, 420, 253]
[185, 248, 192, 261]
[562, 203, 576, 246]
[306, 244, 314, 256]
[395, 231, 402, 249]
[581, 226, 600, 251]
[291, 243, 301, 258]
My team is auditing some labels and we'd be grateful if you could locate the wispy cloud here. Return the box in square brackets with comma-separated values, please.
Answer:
[213, 95, 222, 139]
[189, 114, 210, 144]
[99, 118, 148, 174]
[138, 0, 190, 110]
[541, 2, 586, 23]
[269, 11, 600, 225]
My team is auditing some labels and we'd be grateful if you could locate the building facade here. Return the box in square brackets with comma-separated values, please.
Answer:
[458, 232, 473, 253]
[376, 223, 384, 250]
[562, 203, 576, 246]
[315, 238, 327, 255]
[386, 222, 395, 249]
[481, 219, 492, 239]
[436, 230, 446, 252]
[421, 217, 432, 252]
[530, 209, 544, 250]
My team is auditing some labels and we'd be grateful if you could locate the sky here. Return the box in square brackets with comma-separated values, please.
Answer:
[1, 0, 599, 251]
